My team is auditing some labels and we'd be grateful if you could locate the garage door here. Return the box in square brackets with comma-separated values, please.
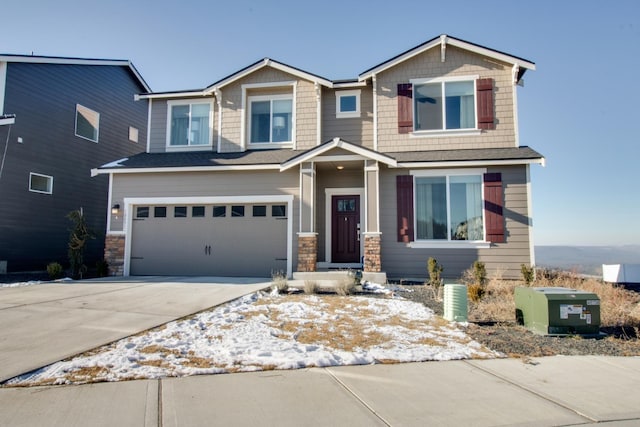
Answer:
[129, 203, 288, 277]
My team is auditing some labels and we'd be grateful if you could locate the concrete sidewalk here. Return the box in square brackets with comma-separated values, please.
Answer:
[1, 356, 639, 426]
[0, 277, 271, 382]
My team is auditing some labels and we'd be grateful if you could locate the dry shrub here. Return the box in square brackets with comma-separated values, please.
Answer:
[304, 280, 318, 294]
[271, 271, 288, 293]
[335, 278, 356, 296]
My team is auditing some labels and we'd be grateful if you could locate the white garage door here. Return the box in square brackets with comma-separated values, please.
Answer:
[129, 203, 288, 277]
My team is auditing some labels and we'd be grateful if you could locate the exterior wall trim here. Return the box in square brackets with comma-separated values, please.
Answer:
[324, 187, 365, 264]
[121, 194, 294, 277]
[397, 158, 545, 169]
[92, 164, 282, 176]
[0, 62, 6, 115]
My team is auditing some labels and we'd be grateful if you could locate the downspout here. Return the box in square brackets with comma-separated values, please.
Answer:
[214, 88, 222, 152]
[372, 74, 378, 151]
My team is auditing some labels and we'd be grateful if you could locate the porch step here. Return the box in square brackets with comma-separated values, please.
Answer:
[293, 271, 387, 284]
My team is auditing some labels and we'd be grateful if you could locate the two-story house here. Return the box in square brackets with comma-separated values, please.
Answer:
[0, 55, 149, 274]
[93, 35, 544, 281]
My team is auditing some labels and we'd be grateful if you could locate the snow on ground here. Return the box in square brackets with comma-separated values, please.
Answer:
[0, 278, 72, 288]
[6, 290, 500, 386]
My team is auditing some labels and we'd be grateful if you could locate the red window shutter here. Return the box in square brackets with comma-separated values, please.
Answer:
[397, 83, 413, 134]
[396, 175, 414, 242]
[484, 173, 504, 243]
[476, 78, 495, 130]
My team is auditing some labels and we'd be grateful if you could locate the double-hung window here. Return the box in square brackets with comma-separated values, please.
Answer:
[414, 172, 484, 242]
[412, 78, 476, 131]
[167, 101, 211, 148]
[248, 94, 293, 146]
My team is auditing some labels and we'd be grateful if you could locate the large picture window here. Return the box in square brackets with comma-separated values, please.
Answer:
[413, 80, 475, 131]
[249, 95, 292, 145]
[168, 102, 211, 147]
[415, 174, 483, 241]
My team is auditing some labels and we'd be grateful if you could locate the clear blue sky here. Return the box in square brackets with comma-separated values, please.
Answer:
[2, 0, 639, 246]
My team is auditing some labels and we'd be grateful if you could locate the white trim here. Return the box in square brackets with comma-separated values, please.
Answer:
[398, 158, 545, 169]
[0, 117, 15, 126]
[410, 129, 482, 138]
[137, 91, 206, 100]
[93, 164, 281, 176]
[408, 241, 491, 249]
[410, 75, 480, 84]
[28, 172, 53, 194]
[145, 100, 152, 152]
[512, 64, 520, 147]
[75, 104, 100, 143]
[526, 164, 535, 266]
[333, 81, 367, 89]
[122, 194, 294, 278]
[410, 167, 487, 177]
[0, 62, 6, 115]
[106, 173, 114, 233]
[165, 99, 214, 150]
[315, 82, 321, 146]
[324, 187, 365, 264]
[335, 89, 361, 118]
[372, 74, 378, 151]
[242, 81, 296, 90]
[215, 88, 223, 153]
[359, 34, 535, 80]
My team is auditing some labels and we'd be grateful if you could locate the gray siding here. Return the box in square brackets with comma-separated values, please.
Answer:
[0, 62, 147, 272]
[321, 87, 374, 147]
[379, 165, 531, 280]
[148, 99, 167, 153]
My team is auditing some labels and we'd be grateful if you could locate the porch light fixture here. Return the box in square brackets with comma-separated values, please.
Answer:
[336, 165, 345, 170]
[111, 204, 120, 215]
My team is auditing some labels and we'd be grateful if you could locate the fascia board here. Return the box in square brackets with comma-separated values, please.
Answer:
[93, 164, 282, 176]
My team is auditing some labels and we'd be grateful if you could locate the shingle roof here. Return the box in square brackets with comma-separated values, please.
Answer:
[97, 146, 543, 171]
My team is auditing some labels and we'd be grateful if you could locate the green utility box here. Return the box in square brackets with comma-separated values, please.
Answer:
[514, 287, 601, 336]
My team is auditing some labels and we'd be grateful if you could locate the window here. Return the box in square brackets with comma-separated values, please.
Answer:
[248, 95, 292, 145]
[136, 207, 150, 218]
[168, 101, 211, 147]
[75, 104, 100, 142]
[154, 207, 167, 218]
[129, 126, 139, 143]
[252, 205, 266, 217]
[414, 173, 483, 241]
[272, 205, 286, 217]
[213, 206, 226, 217]
[231, 206, 245, 217]
[192, 206, 205, 217]
[29, 173, 53, 194]
[174, 206, 187, 218]
[413, 79, 475, 131]
[336, 90, 361, 118]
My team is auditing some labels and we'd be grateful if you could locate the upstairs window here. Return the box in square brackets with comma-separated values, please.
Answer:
[414, 80, 475, 131]
[248, 95, 292, 146]
[336, 90, 361, 118]
[168, 101, 211, 147]
[75, 104, 100, 142]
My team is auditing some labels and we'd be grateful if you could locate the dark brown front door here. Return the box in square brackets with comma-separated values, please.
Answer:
[331, 195, 360, 263]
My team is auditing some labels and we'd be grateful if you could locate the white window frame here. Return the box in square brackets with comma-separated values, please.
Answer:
[409, 75, 481, 138]
[335, 89, 361, 118]
[165, 100, 214, 152]
[29, 172, 53, 195]
[408, 168, 490, 249]
[75, 104, 100, 143]
[247, 93, 294, 149]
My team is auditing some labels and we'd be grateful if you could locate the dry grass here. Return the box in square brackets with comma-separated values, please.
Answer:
[335, 278, 356, 296]
[304, 280, 318, 294]
[468, 270, 640, 329]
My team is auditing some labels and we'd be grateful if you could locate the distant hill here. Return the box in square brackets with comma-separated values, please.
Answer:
[535, 245, 640, 276]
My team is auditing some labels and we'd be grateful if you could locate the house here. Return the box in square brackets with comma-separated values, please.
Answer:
[93, 35, 544, 281]
[0, 55, 149, 273]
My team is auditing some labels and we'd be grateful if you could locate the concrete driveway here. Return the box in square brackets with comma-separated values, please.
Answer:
[0, 276, 271, 383]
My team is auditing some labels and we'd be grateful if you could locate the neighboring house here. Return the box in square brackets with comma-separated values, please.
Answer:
[0, 55, 149, 273]
[93, 35, 544, 281]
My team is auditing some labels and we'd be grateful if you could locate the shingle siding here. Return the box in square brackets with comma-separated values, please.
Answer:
[0, 62, 147, 272]
[322, 87, 374, 147]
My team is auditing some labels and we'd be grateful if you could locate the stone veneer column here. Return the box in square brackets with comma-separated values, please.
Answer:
[296, 233, 317, 272]
[363, 234, 382, 272]
[104, 235, 125, 276]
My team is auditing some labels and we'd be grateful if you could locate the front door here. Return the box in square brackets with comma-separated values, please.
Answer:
[331, 195, 360, 263]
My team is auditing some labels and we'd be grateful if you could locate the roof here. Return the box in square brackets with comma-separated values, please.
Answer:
[93, 146, 544, 175]
[0, 54, 151, 92]
[359, 34, 536, 81]
[0, 113, 16, 125]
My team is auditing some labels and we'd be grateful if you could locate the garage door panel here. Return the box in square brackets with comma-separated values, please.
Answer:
[130, 204, 288, 277]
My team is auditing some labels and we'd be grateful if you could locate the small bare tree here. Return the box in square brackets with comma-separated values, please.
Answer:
[67, 208, 94, 279]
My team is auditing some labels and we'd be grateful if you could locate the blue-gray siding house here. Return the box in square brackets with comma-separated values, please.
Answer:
[0, 55, 149, 273]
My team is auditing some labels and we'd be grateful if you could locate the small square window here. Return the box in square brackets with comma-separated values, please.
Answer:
[174, 206, 187, 218]
[336, 90, 361, 118]
[231, 206, 244, 217]
[252, 205, 266, 217]
[272, 205, 286, 217]
[29, 173, 53, 194]
[154, 207, 167, 218]
[136, 207, 150, 218]
[129, 126, 139, 143]
[213, 206, 226, 217]
[192, 206, 205, 217]
[75, 104, 100, 142]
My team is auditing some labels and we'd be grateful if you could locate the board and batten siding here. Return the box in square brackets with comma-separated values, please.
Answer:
[379, 165, 531, 280]
[0, 62, 147, 271]
[321, 87, 374, 147]
[375, 45, 517, 153]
